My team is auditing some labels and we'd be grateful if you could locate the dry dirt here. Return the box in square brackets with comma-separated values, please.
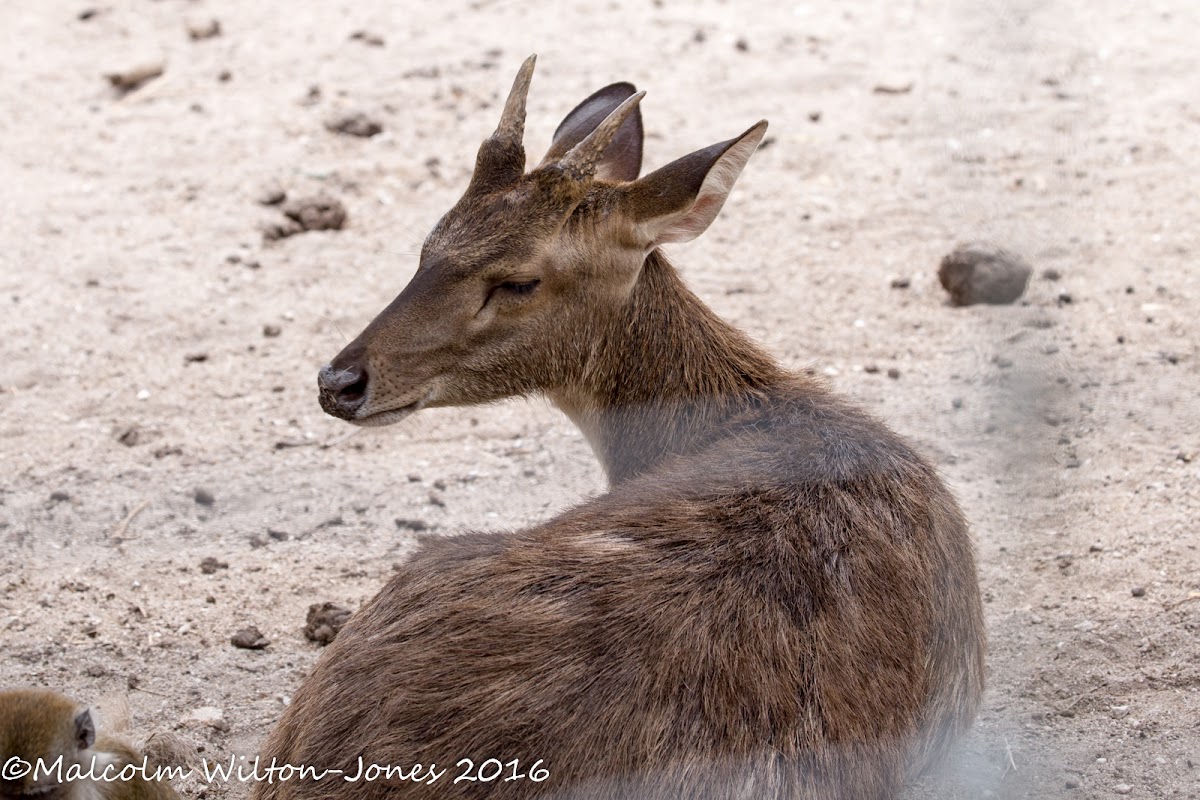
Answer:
[1, 1, 1197, 798]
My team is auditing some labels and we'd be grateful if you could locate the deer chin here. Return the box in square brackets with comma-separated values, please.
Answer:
[349, 388, 435, 427]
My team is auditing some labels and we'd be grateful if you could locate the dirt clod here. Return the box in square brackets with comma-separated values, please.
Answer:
[231, 626, 269, 650]
[199, 557, 228, 574]
[395, 518, 430, 532]
[348, 30, 386, 47]
[193, 487, 215, 507]
[305, 602, 352, 645]
[325, 111, 383, 138]
[1131, 586, 1146, 597]
[187, 18, 222, 41]
[263, 324, 282, 337]
[265, 194, 348, 241]
[117, 426, 142, 447]
[938, 242, 1032, 306]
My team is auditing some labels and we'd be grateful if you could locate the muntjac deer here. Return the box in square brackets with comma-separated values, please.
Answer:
[255, 56, 985, 799]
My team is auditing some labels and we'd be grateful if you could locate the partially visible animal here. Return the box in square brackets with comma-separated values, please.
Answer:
[0, 688, 181, 800]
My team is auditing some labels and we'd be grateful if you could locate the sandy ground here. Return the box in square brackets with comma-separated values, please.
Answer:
[1, 0, 1198, 797]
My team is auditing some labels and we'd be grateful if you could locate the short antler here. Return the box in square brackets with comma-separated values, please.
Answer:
[557, 91, 646, 181]
[468, 55, 537, 194]
[495, 54, 536, 144]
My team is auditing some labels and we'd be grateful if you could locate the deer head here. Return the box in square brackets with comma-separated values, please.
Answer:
[317, 55, 768, 426]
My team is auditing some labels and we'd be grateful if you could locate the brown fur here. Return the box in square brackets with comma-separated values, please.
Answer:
[271, 61, 985, 799]
[0, 688, 181, 800]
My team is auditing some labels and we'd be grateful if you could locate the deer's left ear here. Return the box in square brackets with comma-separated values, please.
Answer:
[540, 83, 644, 182]
[619, 120, 767, 250]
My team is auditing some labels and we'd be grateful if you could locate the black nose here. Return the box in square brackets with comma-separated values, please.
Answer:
[318, 363, 369, 417]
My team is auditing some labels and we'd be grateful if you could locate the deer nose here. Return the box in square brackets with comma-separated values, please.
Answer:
[318, 362, 369, 417]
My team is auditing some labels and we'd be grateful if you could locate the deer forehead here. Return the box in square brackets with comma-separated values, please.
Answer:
[422, 169, 636, 272]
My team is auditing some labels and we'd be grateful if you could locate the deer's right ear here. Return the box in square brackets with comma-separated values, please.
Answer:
[540, 83, 643, 182]
[620, 120, 768, 250]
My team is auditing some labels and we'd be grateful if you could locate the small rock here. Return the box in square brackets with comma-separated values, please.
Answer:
[937, 242, 1032, 306]
[395, 518, 429, 532]
[78, 8, 99, 21]
[231, 626, 269, 650]
[217, 69, 232, 83]
[889, 277, 911, 289]
[184, 352, 208, 364]
[325, 111, 383, 138]
[1074, 619, 1096, 632]
[428, 492, 446, 508]
[951, 398, 963, 410]
[305, 602, 352, 645]
[1057, 292, 1073, 306]
[199, 557, 228, 575]
[1113, 784, 1131, 795]
[267, 529, 289, 541]
[1131, 586, 1146, 597]
[886, 368, 901, 380]
[872, 81, 914, 95]
[117, 426, 142, 447]
[193, 487, 215, 507]
[257, 185, 286, 206]
[84, 664, 106, 677]
[1110, 705, 1131, 719]
[263, 324, 282, 338]
[734, 38, 750, 52]
[1042, 267, 1062, 281]
[105, 62, 164, 92]
[187, 18, 221, 40]
[181, 706, 228, 731]
[49, 490, 71, 503]
[807, 110, 822, 123]
[348, 30, 385, 47]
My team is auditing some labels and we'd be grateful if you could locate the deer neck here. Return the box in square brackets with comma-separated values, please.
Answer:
[549, 250, 786, 484]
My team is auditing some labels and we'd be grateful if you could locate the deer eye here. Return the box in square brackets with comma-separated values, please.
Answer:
[497, 279, 540, 296]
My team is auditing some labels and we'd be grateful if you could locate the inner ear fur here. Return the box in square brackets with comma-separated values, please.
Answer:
[540, 83, 644, 182]
[620, 120, 768, 249]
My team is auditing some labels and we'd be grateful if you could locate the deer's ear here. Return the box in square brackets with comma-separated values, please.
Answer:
[540, 83, 643, 182]
[74, 708, 96, 751]
[620, 121, 767, 249]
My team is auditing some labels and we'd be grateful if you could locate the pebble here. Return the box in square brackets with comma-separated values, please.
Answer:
[1113, 784, 1131, 795]
[105, 61, 164, 92]
[1130, 586, 1146, 597]
[325, 111, 383, 138]
[263, 324, 282, 338]
[187, 18, 221, 40]
[199, 557, 228, 574]
[193, 487, 215, 507]
[181, 706, 228, 731]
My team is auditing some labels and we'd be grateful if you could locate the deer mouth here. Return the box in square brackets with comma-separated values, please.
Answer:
[348, 389, 435, 427]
